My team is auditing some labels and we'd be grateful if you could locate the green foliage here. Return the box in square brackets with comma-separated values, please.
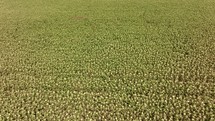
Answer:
[0, 0, 215, 120]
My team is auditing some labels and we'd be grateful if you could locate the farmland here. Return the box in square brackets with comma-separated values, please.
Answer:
[0, 0, 215, 120]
